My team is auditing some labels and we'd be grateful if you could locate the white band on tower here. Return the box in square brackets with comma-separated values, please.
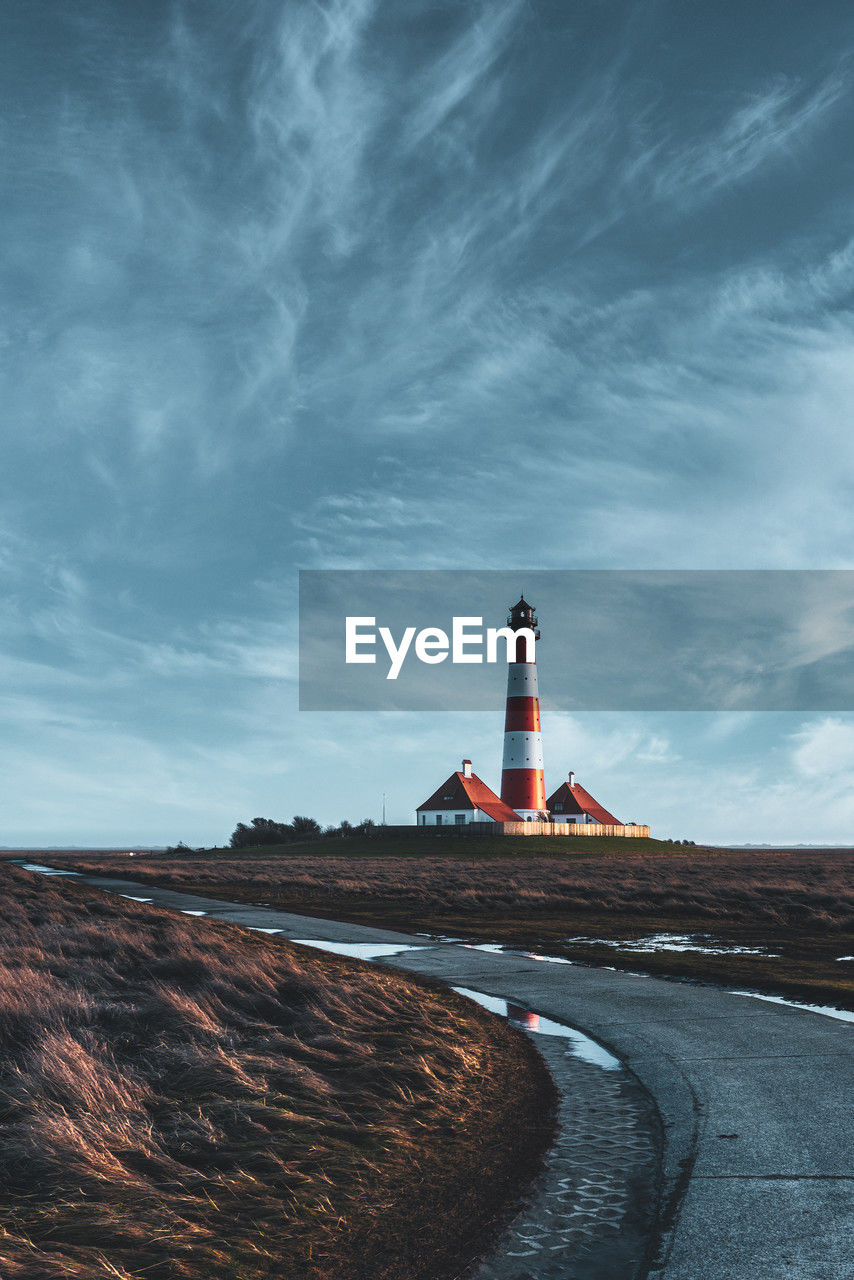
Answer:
[501, 732, 545, 771]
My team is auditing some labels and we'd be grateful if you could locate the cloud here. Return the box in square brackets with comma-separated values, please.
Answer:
[243, 0, 381, 258]
[4, 2, 854, 842]
[403, 0, 524, 149]
[644, 68, 850, 206]
[546, 713, 675, 773]
[791, 716, 854, 781]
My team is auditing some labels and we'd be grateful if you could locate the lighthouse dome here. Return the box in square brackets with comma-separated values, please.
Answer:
[507, 595, 539, 635]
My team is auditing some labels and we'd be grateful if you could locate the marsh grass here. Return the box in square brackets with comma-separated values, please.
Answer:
[42, 843, 854, 1007]
[0, 864, 555, 1280]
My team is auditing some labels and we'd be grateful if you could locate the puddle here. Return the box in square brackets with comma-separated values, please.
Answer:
[564, 932, 780, 957]
[248, 927, 283, 934]
[731, 990, 854, 1024]
[452, 986, 622, 1070]
[463, 942, 576, 966]
[181, 910, 207, 916]
[289, 939, 430, 960]
[15, 862, 81, 877]
[837, 956, 854, 962]
[119, 895, 153, 903]
[470, 933, 780, 961]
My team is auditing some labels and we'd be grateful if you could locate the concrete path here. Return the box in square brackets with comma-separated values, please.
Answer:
[20, 866, 854, 1280]
[392, 943, 852, 1280]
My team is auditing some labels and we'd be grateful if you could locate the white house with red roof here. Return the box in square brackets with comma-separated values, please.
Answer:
[546, 771, 621, 825]
[416, 759, 520, 826]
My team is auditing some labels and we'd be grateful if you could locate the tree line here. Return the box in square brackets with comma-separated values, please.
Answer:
[228, 815, 377, 848]
[165, 816, 377, 855]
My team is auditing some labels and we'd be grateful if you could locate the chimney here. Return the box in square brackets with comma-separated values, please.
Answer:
[569, 771, 575, 786]
[462, 759, 472, 778]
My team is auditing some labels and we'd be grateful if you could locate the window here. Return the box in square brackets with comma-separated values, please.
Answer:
[554, 802, 563, 812]
[436, 814, 443, 826]
[454, 813, 466, 824]
[420, 814, 426, 825]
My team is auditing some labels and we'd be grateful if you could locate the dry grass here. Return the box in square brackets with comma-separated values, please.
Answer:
[38, 843, 854, 1007]
[0, 864, 555, 1280]
[43, 844, 854, 932]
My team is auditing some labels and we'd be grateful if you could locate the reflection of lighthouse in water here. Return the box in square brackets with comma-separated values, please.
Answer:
[500, 596, 549, 821]
[507, 1002, 540, 1032]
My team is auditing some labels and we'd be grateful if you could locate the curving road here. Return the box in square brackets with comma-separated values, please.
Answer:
[19, 866, 854, 1280]
[391, 939, 853, 1280]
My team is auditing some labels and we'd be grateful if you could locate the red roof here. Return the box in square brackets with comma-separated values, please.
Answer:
[417, 771, 520, 823]
[546, 780, 621, 826]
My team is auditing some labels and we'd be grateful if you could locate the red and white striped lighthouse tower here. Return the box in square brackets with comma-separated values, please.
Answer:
[500, 595, 549, 821]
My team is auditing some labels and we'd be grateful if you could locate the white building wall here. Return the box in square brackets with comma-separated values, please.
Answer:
[416, 809, 496, 825]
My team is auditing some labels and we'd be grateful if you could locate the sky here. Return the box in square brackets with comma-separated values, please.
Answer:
[3, 0, 854, 846]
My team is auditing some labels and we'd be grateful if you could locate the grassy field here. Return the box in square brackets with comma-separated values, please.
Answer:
[3, 833, 693, 859]
[35, 838, 854, 1008]
[0, 862, 555, 1280]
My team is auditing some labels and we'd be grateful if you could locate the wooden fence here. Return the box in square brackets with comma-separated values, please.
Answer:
[370, 822, 650, 839]
[496, 822, 650, 838]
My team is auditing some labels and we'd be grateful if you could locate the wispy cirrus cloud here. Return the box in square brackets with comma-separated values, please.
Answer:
[641, 67, 851, 206]
[4, 1, 854, 841]
[402, 0, 524, 148]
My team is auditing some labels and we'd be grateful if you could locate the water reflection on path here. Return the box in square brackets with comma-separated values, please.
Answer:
[451, 986, 621, 1071]
[18, 862, 81, 876]
[732, 989, 854, 1024]
[287, 940, 621, 1068]
[291, 939, 430, 959]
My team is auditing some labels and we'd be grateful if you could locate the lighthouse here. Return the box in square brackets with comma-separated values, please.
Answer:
[500, 596, 549, 821]
[414, 595, 648, 835]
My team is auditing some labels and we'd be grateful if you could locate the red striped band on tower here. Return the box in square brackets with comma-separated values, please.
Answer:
[499, 596, 548, 821]
[504, 696, 541, 733]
